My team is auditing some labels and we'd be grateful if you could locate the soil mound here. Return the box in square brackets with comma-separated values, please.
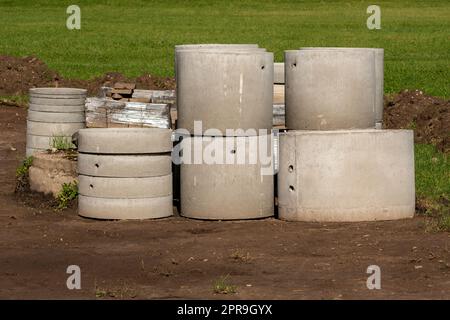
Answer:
[0, 55, 175, 96]
[384, 89, 449, 153]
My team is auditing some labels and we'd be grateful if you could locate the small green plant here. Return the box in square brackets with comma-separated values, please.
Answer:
[213, 274, 236, 294]
[56, 181, 78, 209]
[15, 156, 34, 193]
[51, 135, 73, 151]
[0, 94, 29, 107]
[16, 156, 33, 178]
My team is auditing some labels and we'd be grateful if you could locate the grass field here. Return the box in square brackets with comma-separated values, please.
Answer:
[0, 0, 449, 97]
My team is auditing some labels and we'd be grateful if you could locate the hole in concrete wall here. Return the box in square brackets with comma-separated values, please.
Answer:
[89, 184, 94, 189]
[289, 185, 295, 192]
[95, 163, 99, 168]
[261, 65, 265, 70]
[288, 165, 294, 172]
[292, 62, 297, 67]
[230, 149, 236, 154]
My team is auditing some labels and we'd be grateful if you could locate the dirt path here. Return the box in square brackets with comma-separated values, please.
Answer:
[0, 105, 449, 299]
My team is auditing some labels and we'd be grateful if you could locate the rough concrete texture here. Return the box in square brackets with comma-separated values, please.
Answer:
[299, 47, 384, 124]
[285, 48, 379, 130]
[78, 174, 172, 198]
[29, 97, 86, 106]
[27, 110, 85, 123]
[26, 120, 85, 136]
[26, 134, 75, 150]
[29, 151, 77, 197]
[78, 195, 173, 220]
[176, 50, 273, 135]
[180, 135, 274, 220]
[77, 153, 171, 177]
[26, 147, 45, 157]
[77, 128, 172, 154]
[29, 103, 85, 113]
[29, 87, 87, 95]
[278, 129, 415, 222]
[274, 62, 284, 84]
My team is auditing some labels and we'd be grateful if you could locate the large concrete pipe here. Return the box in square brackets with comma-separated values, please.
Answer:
[299, 47, 384, 127]
[174, 44, 263, 91]
[77, 128, 173, 220]
[179, 134, 274, 219]
[285, 48, 379, 130]
[176, 50, 274, 135]
[278, 129, 415, 222]
[175, 44, 260, 51]
[26, 88, 86, 156]
[77, 128, 172, 154]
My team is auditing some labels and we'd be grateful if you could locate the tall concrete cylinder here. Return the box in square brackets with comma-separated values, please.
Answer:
[77, 128, 173, 220]
[278, 129, 415, 222]
[26, 88, 86, 156]
[285, 48, 379, 130]
[299, 47, 384, 126]
[179, 135, 274, 220]
[175, 44, 260, 52]
[176, 50, 273, 135]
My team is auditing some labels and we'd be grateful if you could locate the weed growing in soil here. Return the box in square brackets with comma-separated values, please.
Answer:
[94, 280, 137, 299]
[15, 156, 33, 192]
[51, 136, 73, 151]
[213, 274, 236, 294]
[0, 94, 28, 107]
[56, 181, 78, 210]
[16, 156, 33, 178]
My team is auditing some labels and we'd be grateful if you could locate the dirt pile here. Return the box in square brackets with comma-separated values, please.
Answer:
[62, 72, 175, 96]
[0, 55, 175, 97]
[0, 56, 59, 95]
[384, 89, 449, 153]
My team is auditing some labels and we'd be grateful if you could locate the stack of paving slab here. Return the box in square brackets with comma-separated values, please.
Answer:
[85, 97, 171, 129]
[175, 44, 275, 220]
[77, 128, 173, 220]
[26, 88, 86, 156]
[278, 47, 415, 222]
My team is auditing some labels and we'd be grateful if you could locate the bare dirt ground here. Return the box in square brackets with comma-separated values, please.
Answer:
[0, 105, 449, 299]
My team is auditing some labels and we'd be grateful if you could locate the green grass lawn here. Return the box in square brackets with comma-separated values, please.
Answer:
[0, 0, 449, 97]
[415, 144, 449, 230]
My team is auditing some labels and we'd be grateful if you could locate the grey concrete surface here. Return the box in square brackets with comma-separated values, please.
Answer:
[77, 153, 172, 177]
[27, 110, 85, 123]
[77, 128, 173, 154]
[299, 47, 384, 124]
[78, 195, 173, 220]
[176, 50, 273, 135]
[26, 120, 85, 136]
[278, 129, 415, 222]
[29, 97, 86, 106]
[179, 135, 274, 220]
[29, 88, 87, 95]
[78, 174, 172, 198]
[26, 134, 75, 150]
[29, 103, 85, 113]
[285, 48, 378, 130]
